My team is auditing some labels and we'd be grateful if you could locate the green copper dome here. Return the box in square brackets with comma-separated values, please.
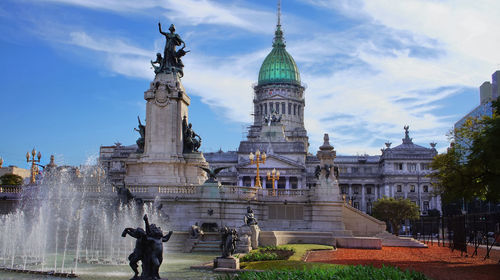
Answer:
[258, 25, 301, 86]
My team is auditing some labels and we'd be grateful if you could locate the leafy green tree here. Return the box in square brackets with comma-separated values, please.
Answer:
[0, 174, 24, 186]
[430, 100, 500, 203]
[468, 99, 500, 201]
[372, 197, 420, 235]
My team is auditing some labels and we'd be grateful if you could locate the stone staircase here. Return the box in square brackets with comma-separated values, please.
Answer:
[191, 240, 221, 252]
[375, 231, 427, 248]
[165, 232, 189, 252]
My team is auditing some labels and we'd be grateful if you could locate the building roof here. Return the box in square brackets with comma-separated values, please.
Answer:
[257, 22, 301, 87]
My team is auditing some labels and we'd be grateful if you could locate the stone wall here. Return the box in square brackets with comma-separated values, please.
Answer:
[342, 204, 386, 236]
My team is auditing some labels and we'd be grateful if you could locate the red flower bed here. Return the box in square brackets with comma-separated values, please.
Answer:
[306, 244, 500, 280]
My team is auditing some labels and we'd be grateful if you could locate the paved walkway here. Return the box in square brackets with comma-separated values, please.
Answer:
[306, 244, 500, 280]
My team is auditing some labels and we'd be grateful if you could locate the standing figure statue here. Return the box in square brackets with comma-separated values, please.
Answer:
[121, 226, 147, 279]
[182, 116, 202, 153]
[157, 22, 189, 77]
[220, 226, 239, 258]
[122, 214, 173, 280]
[134, 116, 146, 153]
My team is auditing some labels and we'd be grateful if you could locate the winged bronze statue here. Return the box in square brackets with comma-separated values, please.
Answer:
[198, 166, 229, 183]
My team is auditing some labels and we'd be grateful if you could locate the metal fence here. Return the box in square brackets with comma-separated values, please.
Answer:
[411, 213, 500, 260]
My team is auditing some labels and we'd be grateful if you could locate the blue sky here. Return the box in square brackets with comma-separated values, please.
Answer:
[1, 0, 500, 168]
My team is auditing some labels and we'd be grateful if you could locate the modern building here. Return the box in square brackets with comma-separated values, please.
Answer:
[99, 9, 441, 216]
[455, 70, 500, 129]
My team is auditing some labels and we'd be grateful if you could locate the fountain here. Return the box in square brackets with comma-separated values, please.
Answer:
[0, 165, 219, 280]
[0, 165, 158, 275]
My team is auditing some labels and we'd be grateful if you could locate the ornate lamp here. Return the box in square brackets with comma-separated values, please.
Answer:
[26, 148, 41, 184]
[249, 149, 266, 188]
[267, 168, 280, 196]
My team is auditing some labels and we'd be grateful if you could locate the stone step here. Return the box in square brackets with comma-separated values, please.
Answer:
[192, 247, 220, 252]
[382, 240, 427, 248]
[375, 232, 427, 248]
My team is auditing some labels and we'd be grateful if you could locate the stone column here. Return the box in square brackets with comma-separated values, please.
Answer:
[361, 184, 366, 212]
[262, 177, 267, 189]
[238, 178, 243, 187]
[251, 177, 255, 187]
[348, 184, 352, 196]
[285, 177, 290, 189]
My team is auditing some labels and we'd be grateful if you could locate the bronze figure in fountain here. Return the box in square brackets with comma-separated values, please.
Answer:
[122, 214, 173, 280]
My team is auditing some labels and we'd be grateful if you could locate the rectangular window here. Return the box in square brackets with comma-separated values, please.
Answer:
[298, 105, 301, 116]
[293, 104, 297, 115]
[423, 185, 429, 192]
[282, 102, 286, 114]
[351, 167, 359, 174]
[264, 103, 267, 115]
[275, 102, 280, 114]
[288, 103, 292, 114]
[364, 167, 372, 174]
[408, 163, 417, 172]
[366, 187, 372, 194]
[394, 163, 403, 170]
[420, 163, 429, 170]
[423, 201, 429, 211]
[397, 185, 402, 192]
[341, 186, 348, 194]
[410, 185, 416, 192]
[354, 186, 359, 194]
[269, 103, 273, 113]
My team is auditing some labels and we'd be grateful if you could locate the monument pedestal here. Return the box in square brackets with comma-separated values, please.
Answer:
[213, 256, 239, 270]
[125, 71, 207, 186]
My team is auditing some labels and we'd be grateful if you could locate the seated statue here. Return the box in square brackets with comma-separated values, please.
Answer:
[190, 222, 204, 239]
[182, 116, 202, 153]
[244, 206, 258, 226]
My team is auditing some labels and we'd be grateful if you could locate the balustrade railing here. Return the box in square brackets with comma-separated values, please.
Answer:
[0, 186, 23, 193]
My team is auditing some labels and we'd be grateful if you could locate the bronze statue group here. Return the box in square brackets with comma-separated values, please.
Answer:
[122, 214, 173, 280]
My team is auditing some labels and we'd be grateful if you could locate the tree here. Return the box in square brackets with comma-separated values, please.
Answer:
[0, 174, 24, 186]
[468, 100, 500, 201]
[372, 197, 420, 235]
[430, 100, 500, 203]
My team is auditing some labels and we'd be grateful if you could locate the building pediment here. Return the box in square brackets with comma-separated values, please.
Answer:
[237, 154, 305, 171]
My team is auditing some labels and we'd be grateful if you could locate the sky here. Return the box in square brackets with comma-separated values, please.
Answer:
[1, 0, 500, 168]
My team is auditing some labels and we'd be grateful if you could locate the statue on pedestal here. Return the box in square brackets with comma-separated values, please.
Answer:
[182, 116, 202, 153]
[220, 226, 239, 258]
[155, 22, 189, 77]
[122, 214, 173, 280]
[134, 116, 146, 153]
[244, 206, 258, 226]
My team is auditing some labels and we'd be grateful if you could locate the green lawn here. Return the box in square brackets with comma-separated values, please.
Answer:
[233, 244, 430, 280]
[240, 244, 333, 270]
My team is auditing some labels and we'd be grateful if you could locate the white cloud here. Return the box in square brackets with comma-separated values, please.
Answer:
[39, 0, 275, 33]
[28, 0, 500, 156]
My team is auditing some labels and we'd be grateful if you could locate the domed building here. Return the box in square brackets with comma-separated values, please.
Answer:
[100, 5, 442, 220]
[203, 10, 441, 217]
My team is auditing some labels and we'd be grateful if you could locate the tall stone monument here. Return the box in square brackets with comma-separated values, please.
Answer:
[310, 134, 346, 233]
[125, 23, 207, 186]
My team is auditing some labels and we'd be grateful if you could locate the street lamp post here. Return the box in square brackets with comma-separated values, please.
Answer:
[267, 168, 280, 196]
[26, 148, 41, 184]
[249, 150, 266, 188]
